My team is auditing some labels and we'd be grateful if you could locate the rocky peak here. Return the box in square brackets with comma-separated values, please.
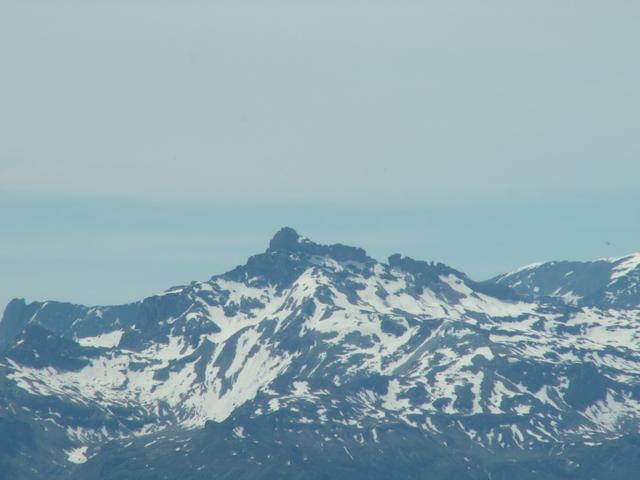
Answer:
[266, 227, 371, 263]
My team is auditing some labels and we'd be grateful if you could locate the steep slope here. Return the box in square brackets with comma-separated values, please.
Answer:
[1, 229, 640, 479]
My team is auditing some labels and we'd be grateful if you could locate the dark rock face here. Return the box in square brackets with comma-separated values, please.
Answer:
[0, 299, 35, 351]
[0, 229, 639, 479]
[563, 362, 609, 411]
[0, 417, 34, 457]
[5, 324, 100, 371]
[0, 418, 35, 480]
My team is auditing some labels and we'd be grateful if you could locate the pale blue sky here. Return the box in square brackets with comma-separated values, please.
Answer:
[1, 1, 639, 311]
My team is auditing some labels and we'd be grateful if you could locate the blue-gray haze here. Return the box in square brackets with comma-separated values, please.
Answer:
[1, 1, 639, 311]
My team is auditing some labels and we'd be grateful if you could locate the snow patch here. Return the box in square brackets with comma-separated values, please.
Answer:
[66, 446, 88, 464]
[77, 330, 123, 348]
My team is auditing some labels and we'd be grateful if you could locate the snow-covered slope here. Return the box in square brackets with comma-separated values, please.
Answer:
[1, 229, 640, 479]
[492, 253, 640, 308]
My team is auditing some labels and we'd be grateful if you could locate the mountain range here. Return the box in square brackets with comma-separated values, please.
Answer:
[1, 227, 639, 479]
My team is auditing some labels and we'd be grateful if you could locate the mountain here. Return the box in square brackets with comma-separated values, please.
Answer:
[492, 253, 640, 308]
[1, 228, 640, 479]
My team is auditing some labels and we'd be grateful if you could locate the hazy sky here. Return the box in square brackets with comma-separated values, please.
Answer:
[1, 1, 639, 311]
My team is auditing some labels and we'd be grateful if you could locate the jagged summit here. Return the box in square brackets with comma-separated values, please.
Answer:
[267, 227, 307, 252]
[223, 228, 373, 288]
[266, 226, 371, 263]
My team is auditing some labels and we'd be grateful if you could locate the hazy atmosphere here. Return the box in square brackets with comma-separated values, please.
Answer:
[2, 0, 639, 310]
[3, 3, 640, 479]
